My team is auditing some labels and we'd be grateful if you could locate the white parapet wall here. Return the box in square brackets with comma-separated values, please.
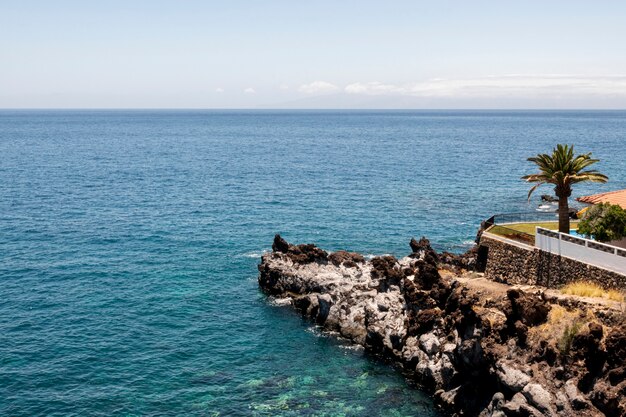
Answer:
[535, 227, 626, 276]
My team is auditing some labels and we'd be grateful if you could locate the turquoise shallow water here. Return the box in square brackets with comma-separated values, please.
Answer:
[1, 110, 626, 416]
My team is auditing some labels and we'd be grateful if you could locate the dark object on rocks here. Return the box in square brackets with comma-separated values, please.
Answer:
[541, 194, 558, 202]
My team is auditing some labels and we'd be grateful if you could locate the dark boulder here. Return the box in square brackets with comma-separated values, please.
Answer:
[370, 255, 404, 291]
[514, 320, 528, 346]
[605, 323, 626, 369]
[257, 263, 285, 295]
[272, 234, 291, 253]
[328, 250, 365, 267]
[410, 237, 439, 263]
[608, 366, 626, 386]
[290, 244, 328, 264]
[414, 259, 441, 290]
[403, 278, 439, 309]
[590, 380, 626, 417]
[439, 246, 478, 271]
[572, 322, 606, 375]
[271, 235, 328, 264]
[506, 289, 550, 327]
[409, 308, 442, 335]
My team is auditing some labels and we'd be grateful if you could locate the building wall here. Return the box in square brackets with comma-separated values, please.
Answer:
[480, 234, 537, 285]
[480, 233, 626, 290]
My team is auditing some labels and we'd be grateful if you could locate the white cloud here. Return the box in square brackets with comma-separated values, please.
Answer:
[215, 87, 224, 93]
[244, 87, 256, 94]
[279, 83, 289, 90]
[298, 81, 339, 94]
[345, 81, 403, 95]
[344, 75, 626, 98]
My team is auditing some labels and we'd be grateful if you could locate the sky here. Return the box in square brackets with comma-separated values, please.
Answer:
[2, 1, 626, 109]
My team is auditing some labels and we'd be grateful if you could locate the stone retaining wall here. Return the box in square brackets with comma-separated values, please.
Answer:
[480, 232, 626, 290]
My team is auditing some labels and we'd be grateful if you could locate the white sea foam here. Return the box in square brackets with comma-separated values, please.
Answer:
[339, 343, 364, 351]
[268, 296, 292, 306]
[305, 326, 340, 338]
[305, 327, 324, 337]
[239, 250, 269, 258]
[364, 253, 392, 260]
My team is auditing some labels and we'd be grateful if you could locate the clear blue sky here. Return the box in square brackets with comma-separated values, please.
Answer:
[2, 1, 626, 108]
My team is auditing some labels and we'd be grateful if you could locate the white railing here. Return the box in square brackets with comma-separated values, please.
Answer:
[535, 227, 626, 276]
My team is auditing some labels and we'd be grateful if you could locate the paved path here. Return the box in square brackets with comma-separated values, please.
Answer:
[441, 270, 624, 312]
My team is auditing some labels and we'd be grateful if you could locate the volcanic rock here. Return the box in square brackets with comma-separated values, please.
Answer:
[258, 236, 623, 417]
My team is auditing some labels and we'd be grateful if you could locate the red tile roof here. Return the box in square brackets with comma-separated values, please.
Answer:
[577, 189, 626, 209]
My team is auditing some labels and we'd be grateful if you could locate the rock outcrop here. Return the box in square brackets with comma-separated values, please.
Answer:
[258, 235, 625, 417]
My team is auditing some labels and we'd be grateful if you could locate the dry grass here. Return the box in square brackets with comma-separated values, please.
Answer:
[560, 281, 625, 303]
[528, 305, 598, 355]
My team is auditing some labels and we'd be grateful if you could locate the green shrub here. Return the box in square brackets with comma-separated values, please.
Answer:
[558, 321, 582, 356]
[578, 203, 626, 242]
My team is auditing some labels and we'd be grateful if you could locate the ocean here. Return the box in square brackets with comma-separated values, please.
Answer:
[1, 110, 625, 416]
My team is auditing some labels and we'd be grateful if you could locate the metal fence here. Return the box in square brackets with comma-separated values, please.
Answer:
[490, 211, 561, 225]
[536, 227, 626, 275]
[483, 212, 563, 246]
[486, 224, 535, 245]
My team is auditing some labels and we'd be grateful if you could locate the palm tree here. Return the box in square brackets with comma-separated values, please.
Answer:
[522, 144, 608, 233]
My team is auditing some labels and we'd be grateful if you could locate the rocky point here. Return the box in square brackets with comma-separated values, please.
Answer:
[258, 235, 626, 417]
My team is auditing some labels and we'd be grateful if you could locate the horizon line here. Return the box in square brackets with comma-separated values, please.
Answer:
[2, 108, 626, 111]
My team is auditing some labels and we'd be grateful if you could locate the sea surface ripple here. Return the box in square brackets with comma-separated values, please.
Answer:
[1, 110, 625, 416]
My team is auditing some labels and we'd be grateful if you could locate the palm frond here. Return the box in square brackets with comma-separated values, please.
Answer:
[522, 143, 608, 200]
[526, 182, 545, 201]
[569, 172, 609, 184]
[521, 174, 550, 182]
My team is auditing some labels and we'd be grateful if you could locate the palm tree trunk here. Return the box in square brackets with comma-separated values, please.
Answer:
[558, 195, 570, 233]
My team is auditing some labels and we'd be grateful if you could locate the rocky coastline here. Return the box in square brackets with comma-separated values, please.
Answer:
[258, 235, 626, 417]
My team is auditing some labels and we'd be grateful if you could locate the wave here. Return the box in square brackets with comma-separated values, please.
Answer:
[339, 343, 364, 351]
[238, 250, 270, 258]
[305, 326, 341, 338]
[267, 296, 292, 306]
[363, 253, 392, 260]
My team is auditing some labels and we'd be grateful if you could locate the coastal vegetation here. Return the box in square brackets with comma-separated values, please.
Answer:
[522, 144, 608, 233]
[528, 305, 593, 356]
[577, 202, 626, 242]
[560, 281, 625, 303]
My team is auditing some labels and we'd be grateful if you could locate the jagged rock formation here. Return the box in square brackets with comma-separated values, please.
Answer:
[258, 235, 626, 417]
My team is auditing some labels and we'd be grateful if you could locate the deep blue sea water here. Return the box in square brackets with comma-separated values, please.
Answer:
[1, 110, 625, 417]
